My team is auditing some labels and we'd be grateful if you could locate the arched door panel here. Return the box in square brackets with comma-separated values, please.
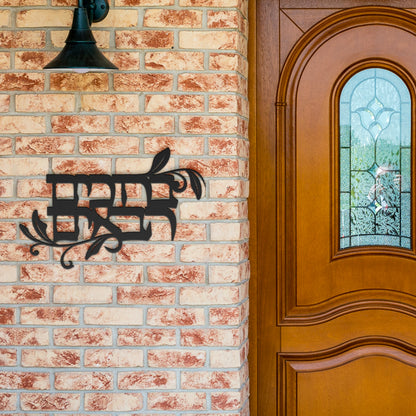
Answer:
[255, 4, 416, 415]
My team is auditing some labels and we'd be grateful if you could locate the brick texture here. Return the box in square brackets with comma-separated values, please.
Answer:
[0, 0, 249, 413]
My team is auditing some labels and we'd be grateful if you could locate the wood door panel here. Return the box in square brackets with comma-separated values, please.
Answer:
[282, 18, 416, 323]
[280, 340, 416, 416]
[255, 3, 416, 415]
[281, 310, 416, 352]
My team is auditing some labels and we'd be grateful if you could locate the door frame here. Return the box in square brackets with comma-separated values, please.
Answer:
[248, 2, 416, 414]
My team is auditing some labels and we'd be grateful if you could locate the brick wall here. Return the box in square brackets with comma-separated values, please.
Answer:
[0, 0, 249, 414]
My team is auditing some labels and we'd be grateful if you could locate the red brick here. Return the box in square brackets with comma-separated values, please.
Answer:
[180, 287, 240, 305]
[50, 73, 108, 91]
[85, 393, 142, 411]
[84, 265, 143, 283]
[210, 179, 249, 198]
[210, 306, 242, 325]
[51, 115, 110, 134]
[209, 94, 248, 115]
[0, 157, 49, 177]
[114, 73, 173, 92]
[0, 393, 16, 410]
[15, 51, 55, 70]
[0, 349, 17, 366]
[16, 9, 72, 27]
[0, 243, 48, 262]
[0, 137, 11, 154]
[0, 96, 9, 113]
[148, 265, 205, 283]
[116, 0, 173, 4]
[54, 329, 112, 346]
[79, 136, 139, 155]
[16, 136, 75, 154]
[145, 94, 204, 112]
[0, 286, 48, 304]
[0, 372, 49, 389]
[21, 393, 80, 411]
[0, 328, 49, 346]
[16, 94, 75, 113]
[179, 0, 239, 5]
[181, 158, 240, 177]
[115, 115, 174, 134]
[179, 30, 241, 50]
[0, 52, 10, 69]
[210, 346, 246, 368]
[117, 244, 175, 262]
[0, 308, 14, 324]
[181, 329, 240, 347]
[145, 51, 204, 70]
[180, 243, 247, 263]
[179, 73, 241, 92]
[85, 349, 143, 368]
[20, 264, 80, 283]
[117, 286, 175, 305]
[147, 308, 205, 326]
[211, 392, 242, 411]
[151, 223, 206, 241]
[148, 349, 206, 368]
[0, 116, 45, 133]
[148, 392, 206, 411]
[52, 157, 111, 174]
[0, 73, 44, 91]
[21, 349, 80, 368]
[144, 9, 202, 28]
[0, 201, 48, 219]
[0, 223, 16, 240]
[144, 136, 204, 155]
[114, 155, 174, 173]
[55, 372, 113, 390]
[179, 116, 238, 134]
[118, 329, 176, 346]
[53, 243, 112, 264]
[116, 30, 174, 49]
[181, 370, 240, 389]
[84, 307, 143, 325]
[94, 9, 138, 27]
[20, 264, 80, 282]
[21, 307, 79, 325]
[0, 179, 12, 198]
[0, 31, 45, 48]
[181, 201, 245, 219]
[51, 0, 76, 4]
[81, 94, 139, 112]
[104, 51, 140, 70]
[209, 137, 249, 157]
[118, 371, 176, 389]
[210, 52, 248, 76]
[54, 286, 112, 304]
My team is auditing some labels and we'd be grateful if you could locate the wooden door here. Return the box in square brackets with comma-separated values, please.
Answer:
[254, 2, 416, 415]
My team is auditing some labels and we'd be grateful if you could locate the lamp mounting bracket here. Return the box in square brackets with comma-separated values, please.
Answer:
[82, 0, 109, 23]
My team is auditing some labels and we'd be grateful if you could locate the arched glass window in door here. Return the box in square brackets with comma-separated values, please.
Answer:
[339, 68, 411, 249]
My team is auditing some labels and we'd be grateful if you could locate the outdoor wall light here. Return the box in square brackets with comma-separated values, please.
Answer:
[44, 0, 118, 73]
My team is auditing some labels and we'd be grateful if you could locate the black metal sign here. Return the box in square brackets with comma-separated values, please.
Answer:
[20, 148, 205, 269]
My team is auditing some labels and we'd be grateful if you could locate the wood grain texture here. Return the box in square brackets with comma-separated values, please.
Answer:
[254, 2, 416, 415]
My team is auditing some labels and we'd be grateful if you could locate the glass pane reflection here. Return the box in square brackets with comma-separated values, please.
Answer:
[339, 68, 411, 249]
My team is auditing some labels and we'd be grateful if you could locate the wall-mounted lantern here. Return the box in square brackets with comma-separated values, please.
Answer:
[44, 0, 118, 73]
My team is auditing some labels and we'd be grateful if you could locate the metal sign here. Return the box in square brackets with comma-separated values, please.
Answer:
[20, 148, 205, 269]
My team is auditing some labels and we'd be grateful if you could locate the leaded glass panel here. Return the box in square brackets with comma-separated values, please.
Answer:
[339, 68, 411, 249]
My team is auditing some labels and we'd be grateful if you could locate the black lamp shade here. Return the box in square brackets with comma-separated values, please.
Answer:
[44, 7, 117, 72]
